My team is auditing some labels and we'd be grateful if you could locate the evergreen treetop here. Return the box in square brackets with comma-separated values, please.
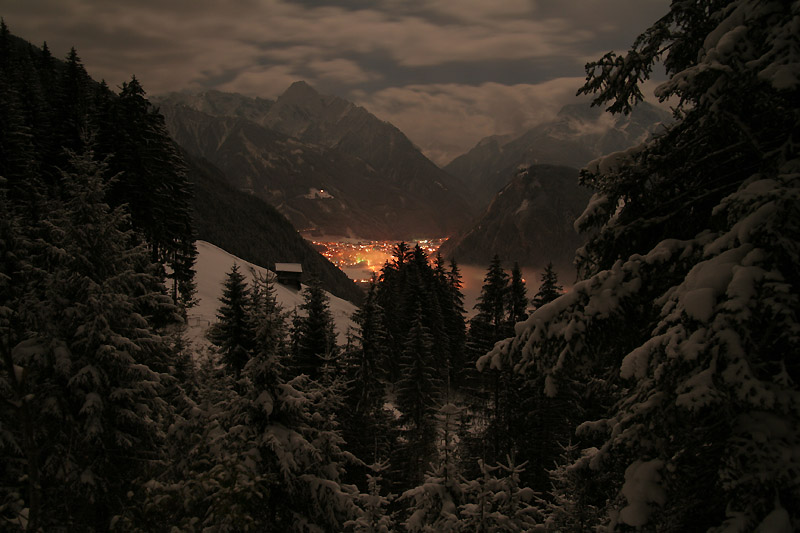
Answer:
[508, 262, 529, 324]
[209, 263, 254, 376]
[531, 262, 563, 309]
[292, 276, 338, 380]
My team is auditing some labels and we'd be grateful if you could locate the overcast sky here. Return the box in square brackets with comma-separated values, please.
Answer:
[4, 0, 670, 164]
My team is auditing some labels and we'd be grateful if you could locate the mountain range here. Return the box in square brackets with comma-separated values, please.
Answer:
[155, 83, 475, 240]
[445, 101, 671, 209]
[438, 101, 670, 268]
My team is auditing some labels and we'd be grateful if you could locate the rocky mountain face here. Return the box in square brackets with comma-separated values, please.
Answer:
[155, 83, 474, 240]
[438, 165, 592, 271]
[445, 101, 671, 209]
[265, 82, 471, 209]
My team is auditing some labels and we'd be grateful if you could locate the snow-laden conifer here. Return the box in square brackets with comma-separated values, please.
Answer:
[1, 146, 175, 530]
[482, 1, 800, 530]
[401, 403, 464, 532]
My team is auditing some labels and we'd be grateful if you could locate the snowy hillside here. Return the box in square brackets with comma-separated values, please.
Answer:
[186, 240, 358, 347]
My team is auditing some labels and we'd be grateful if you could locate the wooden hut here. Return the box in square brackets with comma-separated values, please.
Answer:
[275, 263, 303, 290]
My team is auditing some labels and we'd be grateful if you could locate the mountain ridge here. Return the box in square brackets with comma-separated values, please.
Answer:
[155, 83, 476, 240]
[438, 164, 592, 271]
[445, 101, 671, 209]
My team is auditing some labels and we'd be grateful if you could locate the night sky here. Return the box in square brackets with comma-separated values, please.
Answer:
[4, 0, 670, 164]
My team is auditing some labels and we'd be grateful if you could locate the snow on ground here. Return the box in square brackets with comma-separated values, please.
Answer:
[186, 240, 358, 350]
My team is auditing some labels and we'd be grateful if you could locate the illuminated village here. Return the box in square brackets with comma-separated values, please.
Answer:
[311, 238, 447, 283]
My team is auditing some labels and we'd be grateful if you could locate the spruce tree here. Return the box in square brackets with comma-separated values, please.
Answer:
[468, 255, 511, 361]
[107, 76, 196, 307]
[345, 462, 395, 533]
[249, 272, 289, 371]
[432, 254, 468, 390]
[508, 262, 529, 324]
[466, 258, 522, 470]
[401, 403, 465, 532]
[209, 264, 254, 377]
[52, 47, 91, 167]
[445, 258, 468, 388]
[396, 305, 442, 487]
[292, 276, 338, 380]
[126, 273, 362, 531]
[1, 146, 175, 530]
[485, 1, 800, 529]
[342, 278, 392, 466]
[531, 262, 563, 309]
[459, 458, 541, 532]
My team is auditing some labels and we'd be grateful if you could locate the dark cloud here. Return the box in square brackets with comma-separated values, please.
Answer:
[3, 0, 671, 162]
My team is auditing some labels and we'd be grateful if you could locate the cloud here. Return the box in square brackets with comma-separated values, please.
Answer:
[423, 0, 534, 21]
[308, 58, 382, 85]
[3, 0, 637, 93]
[353, 78, 586, 165]
[2, 0, 672, 158]
[216, 64, 301, 97]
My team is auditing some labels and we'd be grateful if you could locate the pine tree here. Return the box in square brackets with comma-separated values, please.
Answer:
[485, 1, 800, 530]
[292, 276, 338, 380]
[531, 262, 563, 309]
[396, 305, 442, 487]
[341, 278, 392, 466]
[508, 262, 529, 324]
[209, 264, 254, 377]
[1, 146, 175, 530]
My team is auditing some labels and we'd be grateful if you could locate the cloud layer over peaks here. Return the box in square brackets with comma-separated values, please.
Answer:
[4, 0, 670, 163]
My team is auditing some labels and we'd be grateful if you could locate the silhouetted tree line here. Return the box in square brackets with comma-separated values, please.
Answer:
[0, 23, 197, 530]
[0, 23, 195, 306]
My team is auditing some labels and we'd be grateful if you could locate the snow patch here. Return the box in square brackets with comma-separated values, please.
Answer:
[619, 459, 666, 527]
[585, 144, 645, 175]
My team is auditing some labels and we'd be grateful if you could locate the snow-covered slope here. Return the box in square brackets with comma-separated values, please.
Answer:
[186, 240, 357, 348]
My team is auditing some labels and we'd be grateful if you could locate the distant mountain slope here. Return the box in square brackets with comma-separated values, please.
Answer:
[265, 81, 475, 212]
[164, 104, 403, 238]
[438, 165, 592, 270]
[156, 83, 475, 239]
[445, 102, 670, 209]
[185, 150, 364, 304]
